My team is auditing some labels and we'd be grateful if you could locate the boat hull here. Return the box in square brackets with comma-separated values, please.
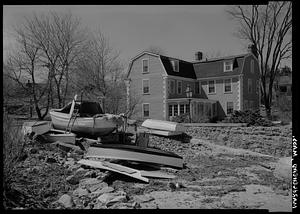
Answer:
[49, 111, 117, 136]
[86, 144, 183, 168]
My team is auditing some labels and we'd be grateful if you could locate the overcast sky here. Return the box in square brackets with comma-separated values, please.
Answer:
[3, 5, 291, 68]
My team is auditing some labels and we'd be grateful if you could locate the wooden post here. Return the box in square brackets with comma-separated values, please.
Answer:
[135, 132, 149, 148]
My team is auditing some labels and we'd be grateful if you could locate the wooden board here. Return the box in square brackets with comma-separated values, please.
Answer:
[77, 159, 149, 183]
[139, 128, 183, 136]
[141, 119, 186, 132]
[22, 121, 51, 136]
[140, 170, 176, 179]
[43, 131, 76, 144]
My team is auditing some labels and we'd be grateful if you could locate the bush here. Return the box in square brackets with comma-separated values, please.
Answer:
[170, 113, 190, 123]
[224, 109, 273, 126]
[3, 113, 27, 201]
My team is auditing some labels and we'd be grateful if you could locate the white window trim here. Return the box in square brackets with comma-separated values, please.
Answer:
[250, 59, 254, 74]
[199, 82, 202, 95]
[226, 101, 234, 115]
[142, 79, 150, 94]
[142, 103, 150, 117]
[177, 80, 182, 94]
[207, 80, 216, 94]
[171, 59, 179, 72]
[224, 60, 233, 72]
[248, 79, 252, 93]
[223, 78, 232, 93]
[170, 79, 175, 94]
[142, 58, 149, 73]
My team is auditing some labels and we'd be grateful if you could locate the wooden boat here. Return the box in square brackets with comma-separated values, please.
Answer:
[49, 95, 122, 136]
[86, 143, 183, 168]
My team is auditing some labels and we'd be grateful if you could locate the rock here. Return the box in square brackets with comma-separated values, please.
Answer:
[91, 186, 114, 197]
[29, 148, 38, 154]
[88, 182, 108, 193]
[133, 195, 154, 204]
[58, 194, 73, 208]
[73, 188, 89, 197]
[46, 157, 57, 163]
[106, 195, 127, 207]
[66, 175, 80, 185]
[273, 157, 292, 180]
[84, 170, 97, 178]
[97, 191, 126, 205]
[79, 178, 104, 189]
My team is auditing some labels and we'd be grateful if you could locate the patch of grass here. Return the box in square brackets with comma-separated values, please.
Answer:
[3, 113, 27, 208]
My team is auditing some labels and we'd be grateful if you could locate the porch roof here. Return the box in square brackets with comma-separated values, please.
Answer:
[167, 98, 217, 103]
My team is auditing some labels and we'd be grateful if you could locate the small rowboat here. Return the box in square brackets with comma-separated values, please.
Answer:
[49, 95, 122, 136]
[86, 143, 183, 168]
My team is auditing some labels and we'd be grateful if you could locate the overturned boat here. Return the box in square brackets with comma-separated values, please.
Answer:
[86, 143, 183, 168]
[49, 95, 123, 136]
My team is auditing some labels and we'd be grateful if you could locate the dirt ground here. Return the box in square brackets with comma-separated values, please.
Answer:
[5, 124, 292, 211]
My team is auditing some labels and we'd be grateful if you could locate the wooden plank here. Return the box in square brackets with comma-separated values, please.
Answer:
[140, 170, 176, 179]
[141, 119, 187, 132]
[43, 131, 76, 144]
[78, 159, 149, 183]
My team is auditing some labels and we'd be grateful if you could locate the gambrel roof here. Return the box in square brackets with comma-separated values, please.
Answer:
[127, 51, 256, 80]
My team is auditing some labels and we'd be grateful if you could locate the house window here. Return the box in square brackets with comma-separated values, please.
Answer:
[142, 79, 149, 94]
[195, 82, 199, 94]
[249, 101, 254, 109]
[199, 82, 202, 95]
[279, 86, 287, 93]
[185, 104, 190, 114]
[250, 60, 254, 73]
[224, 79, 232, 93]
[256, 80, 260, 94]
[224, 61, 233, 72]
[248, 79, 253, 93]
[177, 81, 182, 94]
[143, 103, 149, 117]
[174, 105, 178, 116]
[180, 104, 184, 114]
[168, 105, 173, 117]
[142, 59, 149, 73]
[244, 100, 248, 110]
[170, 80, 175, 94]
[208, 80, 216, 94]
[171, 60, 179, 72]
[226, 102, 234, 114]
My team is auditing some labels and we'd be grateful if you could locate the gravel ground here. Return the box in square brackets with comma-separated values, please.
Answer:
[4, 124, 292, 211]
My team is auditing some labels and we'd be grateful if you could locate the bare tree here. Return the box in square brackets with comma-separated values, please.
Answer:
[74, 29, 124, 113]
[144, 45, 167, 55]
[227, 2, 292, 118]
[5, 31, 50, 119]
[18, 11, 87, 108]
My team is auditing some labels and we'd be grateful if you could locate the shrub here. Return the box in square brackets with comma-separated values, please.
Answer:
[224, 109, 273, 126]
[3, 113, 27, 200]
[170, 113, 190, 123]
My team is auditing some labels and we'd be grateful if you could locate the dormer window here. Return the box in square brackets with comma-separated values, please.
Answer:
[142, 59, 149, 73]
[171, 60, 179, 72]
[224, 61, 233, 72]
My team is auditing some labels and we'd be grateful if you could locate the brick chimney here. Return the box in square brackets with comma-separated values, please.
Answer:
[195, 51, 203, 61]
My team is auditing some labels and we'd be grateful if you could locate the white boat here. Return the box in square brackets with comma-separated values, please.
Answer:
[49, 95, 122, 136]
